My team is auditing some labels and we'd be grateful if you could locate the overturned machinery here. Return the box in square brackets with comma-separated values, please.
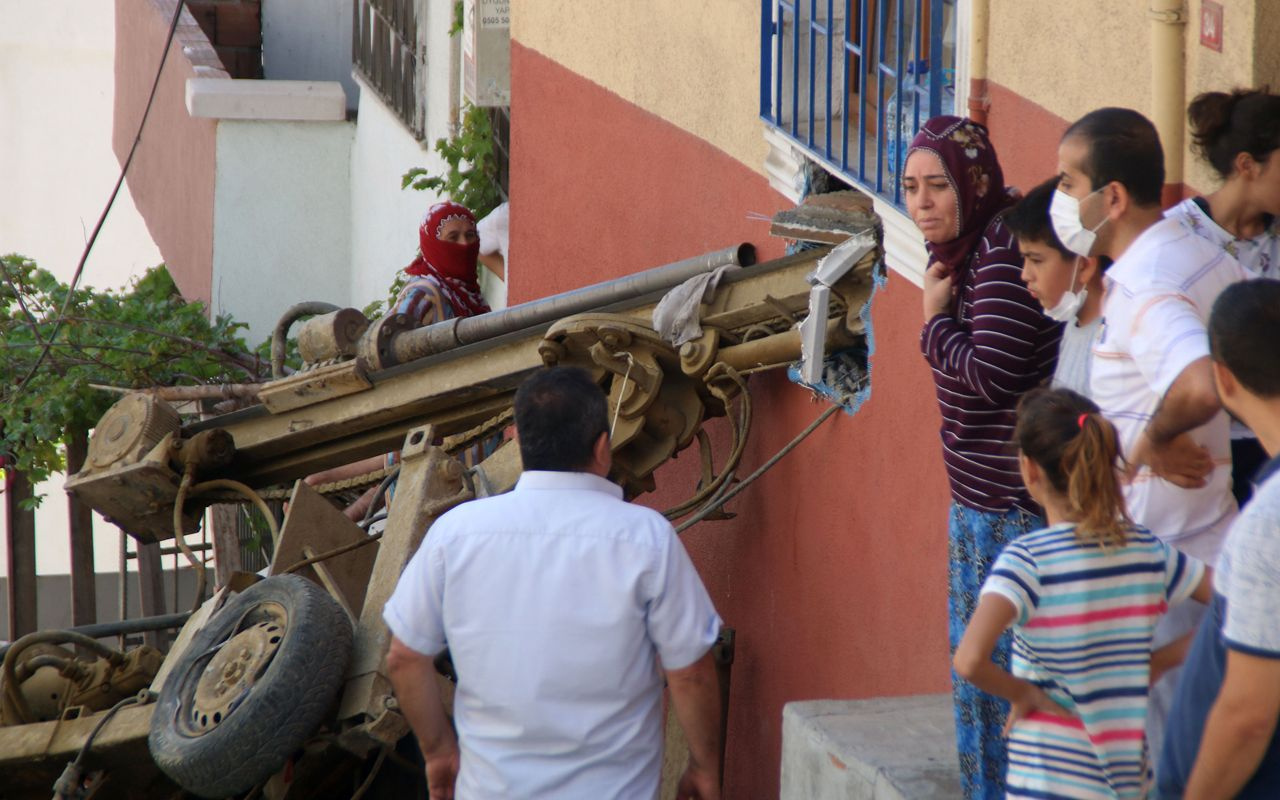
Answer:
[2, 231, 880, 798]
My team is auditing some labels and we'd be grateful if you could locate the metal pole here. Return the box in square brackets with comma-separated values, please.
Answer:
[390, 244, 756, 364]
[0, 612, 191, 660]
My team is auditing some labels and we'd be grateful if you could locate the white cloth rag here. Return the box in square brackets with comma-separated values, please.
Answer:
[652, 264, 740, 347]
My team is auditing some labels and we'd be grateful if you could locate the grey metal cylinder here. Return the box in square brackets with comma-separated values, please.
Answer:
[390, 243, 756, 365]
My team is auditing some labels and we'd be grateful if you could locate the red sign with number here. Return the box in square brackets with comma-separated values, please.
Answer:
[1201, 1, 1224, 52]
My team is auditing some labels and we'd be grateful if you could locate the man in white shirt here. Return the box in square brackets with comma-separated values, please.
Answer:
[1052, 107, 1248, 760]
[383, 366, 724, 800]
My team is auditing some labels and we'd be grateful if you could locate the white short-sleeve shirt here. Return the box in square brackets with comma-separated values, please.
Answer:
[1217, 455, 1280, 657]
[383, 470, 721, 800]
[1090, 217, 1248, 562]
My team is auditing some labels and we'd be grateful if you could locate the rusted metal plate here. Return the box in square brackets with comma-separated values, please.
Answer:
[337, 427, 472, 733]
[268, 481, 379, 619]
[63, 459, 201, 544]
[0, 703, 159, 794]
[259, 360, 373, 414]
[185, 251, 830, 492]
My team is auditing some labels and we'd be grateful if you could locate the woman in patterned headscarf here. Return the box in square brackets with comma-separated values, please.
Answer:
[902, 116, 1061, 799]
[307, 202, 494, 521]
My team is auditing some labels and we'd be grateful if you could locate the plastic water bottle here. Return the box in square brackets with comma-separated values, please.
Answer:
[886, 60, 956, 177]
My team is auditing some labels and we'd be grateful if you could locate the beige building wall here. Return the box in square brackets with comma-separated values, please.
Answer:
[988, 0, 1276, 194]
[511, 0, 769, 178]
[988, 0, 1153, 125]
[1184, 1, 1256, 192]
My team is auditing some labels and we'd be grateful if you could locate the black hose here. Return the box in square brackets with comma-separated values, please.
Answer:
[14, 654, 74, 682]
[271, 301, 340, 378]
[361, 465, 402, 527]
[2, 631, 126, 724]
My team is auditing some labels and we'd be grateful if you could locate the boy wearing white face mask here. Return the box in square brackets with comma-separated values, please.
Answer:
[1054, 107, 1248, 764]
[1005, 177, 1109, 397]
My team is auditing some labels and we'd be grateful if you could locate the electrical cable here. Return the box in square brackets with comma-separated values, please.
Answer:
[349, 747, 389, 800]
[676, 402, 842, 533]
[361, 466, 401, 527]
[51, 691, 155, 799]
[14, 0, 188, 397]
[173, 467, 207, 615]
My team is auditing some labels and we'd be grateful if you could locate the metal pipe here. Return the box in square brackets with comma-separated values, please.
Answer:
[717, 317, 856, 373]
[966, 0, 990, 125]
[1150, 0, 1187, 206]
[391, 244, 756, 364]
[0, 613, 192, 661]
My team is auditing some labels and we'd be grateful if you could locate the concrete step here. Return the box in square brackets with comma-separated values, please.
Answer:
[780, 694, 963, 800]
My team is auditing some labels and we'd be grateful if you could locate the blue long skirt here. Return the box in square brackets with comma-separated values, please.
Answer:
[948, 502, 1042, 800]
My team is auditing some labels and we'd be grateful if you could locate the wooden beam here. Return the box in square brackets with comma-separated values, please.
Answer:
[209, 504, 242, 590]
[135, 541, 167, 649]
[65, 429, 97, 628]
[4, 468, 38, 639]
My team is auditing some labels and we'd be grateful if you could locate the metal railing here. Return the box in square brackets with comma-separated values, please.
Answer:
[353, 0, 425, 139]
[760, 0, 955, 207]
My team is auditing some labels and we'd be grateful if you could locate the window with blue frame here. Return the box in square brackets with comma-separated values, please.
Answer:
[760, 0, 958, 209]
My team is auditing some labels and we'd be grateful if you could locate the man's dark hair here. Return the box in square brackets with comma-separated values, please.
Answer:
[1005, 176, 1072, 258]
[1063, 108, 1165, 207]
[1210, 279, 1280, 398]
[514, 366, 609, 471]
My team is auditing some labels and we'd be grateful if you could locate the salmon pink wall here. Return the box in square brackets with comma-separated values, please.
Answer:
[114, 0, 222, 304]
[985, 81, 1190, 204]
[511, 42, 953, 799]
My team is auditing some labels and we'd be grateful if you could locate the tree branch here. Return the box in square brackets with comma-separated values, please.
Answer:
[61, 316, 264, 378]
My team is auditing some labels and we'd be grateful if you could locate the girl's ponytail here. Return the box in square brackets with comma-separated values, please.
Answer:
[1015, 388, 1132, 546]
[1062, 412, 1132, 547]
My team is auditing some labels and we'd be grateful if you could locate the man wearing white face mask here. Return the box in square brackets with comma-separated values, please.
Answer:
[1054, 107, 1248, 764]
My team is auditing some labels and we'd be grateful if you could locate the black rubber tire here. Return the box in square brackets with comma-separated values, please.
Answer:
[148, 575, 353, 799]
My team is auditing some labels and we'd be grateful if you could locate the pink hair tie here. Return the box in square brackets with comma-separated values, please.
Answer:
[1077, 413, 1089, 429]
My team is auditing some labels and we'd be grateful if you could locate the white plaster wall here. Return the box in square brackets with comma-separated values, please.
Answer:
[348, 73, 441, 311]
[262, 0, 360, 110]
[348, 0, 507, 312]
[211, 119, 355, 345]
[0, 3, 162, 285]
[0, 2, 164, 580]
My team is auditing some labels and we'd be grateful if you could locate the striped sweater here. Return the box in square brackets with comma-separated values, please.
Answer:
[983, 523, 1206, 799]
[921, 216, 1061, 513]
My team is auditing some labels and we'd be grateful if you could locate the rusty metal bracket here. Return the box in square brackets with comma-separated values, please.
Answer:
[337, 425, 472, 735]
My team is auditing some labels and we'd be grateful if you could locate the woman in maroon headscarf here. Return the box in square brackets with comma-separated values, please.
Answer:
[902, 117, 1061, 799]
[394, 201, 491, 325]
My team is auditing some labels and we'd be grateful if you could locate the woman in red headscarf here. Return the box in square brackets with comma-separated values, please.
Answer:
[306, 202, 493, 521]
[394, 201, 491, 326]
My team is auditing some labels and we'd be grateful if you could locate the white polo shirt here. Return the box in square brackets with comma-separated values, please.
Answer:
[1091, 217, 1248, 562]
[384, 470, 721, 800]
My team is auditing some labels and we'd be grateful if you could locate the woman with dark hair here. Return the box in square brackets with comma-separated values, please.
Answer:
[1167, 88, 1280, 505]
[902, 116, 1062, 799]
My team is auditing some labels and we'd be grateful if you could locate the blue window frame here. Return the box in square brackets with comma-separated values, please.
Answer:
[760, 0, 957, 208]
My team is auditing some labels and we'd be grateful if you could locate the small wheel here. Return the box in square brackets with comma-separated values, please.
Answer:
[148, 575, 353, 798]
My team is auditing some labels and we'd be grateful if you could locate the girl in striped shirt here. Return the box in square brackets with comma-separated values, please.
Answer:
[955, 388, 1212, 799]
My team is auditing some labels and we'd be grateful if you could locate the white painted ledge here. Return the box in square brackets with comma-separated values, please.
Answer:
[873, 196, 929, 287]
[186, 79, 348, 122]
[762, 126, 930, 286]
